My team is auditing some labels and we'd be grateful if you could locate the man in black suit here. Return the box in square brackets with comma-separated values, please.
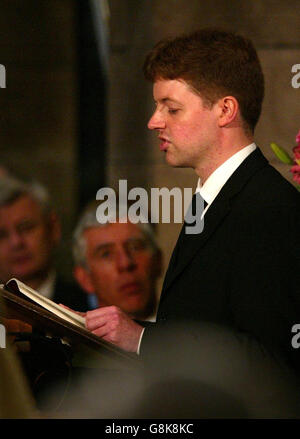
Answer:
[83, 29, 300, 377]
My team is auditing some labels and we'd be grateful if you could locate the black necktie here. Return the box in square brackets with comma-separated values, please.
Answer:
[172, 193, 207, 268]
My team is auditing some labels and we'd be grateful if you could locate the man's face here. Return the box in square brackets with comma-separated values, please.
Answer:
[0, 195, 58, 284]
[148, 79, 220, 171]
[75, 222, 160, 319]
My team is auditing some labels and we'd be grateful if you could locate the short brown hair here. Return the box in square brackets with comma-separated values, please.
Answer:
[143, 28, 264, 133]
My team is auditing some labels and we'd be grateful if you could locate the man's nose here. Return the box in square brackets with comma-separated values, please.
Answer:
[147, 110, 166, 130]
[116, 248, 136, 271]
[9, 231, 24, 248]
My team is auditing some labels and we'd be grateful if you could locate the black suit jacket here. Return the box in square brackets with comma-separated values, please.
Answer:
[142, 148, 300, 371]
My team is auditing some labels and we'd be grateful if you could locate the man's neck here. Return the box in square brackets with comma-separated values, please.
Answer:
[196, 143, 256, 210]
[195, 132, 254, 184]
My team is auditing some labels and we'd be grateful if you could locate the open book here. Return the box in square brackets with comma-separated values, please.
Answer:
[2, 278, 86, 329]
[1, 278, 137, 365]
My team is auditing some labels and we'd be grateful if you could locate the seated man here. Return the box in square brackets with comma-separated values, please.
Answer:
[0, 176, 87, 311]
[0, 176, 89, 409]
[72, 201, 162, 321]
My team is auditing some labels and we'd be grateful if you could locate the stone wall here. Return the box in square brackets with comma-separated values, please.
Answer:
[0, 0, 77, 275]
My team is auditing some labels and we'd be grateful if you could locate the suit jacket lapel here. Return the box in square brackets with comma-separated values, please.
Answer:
[161, 196, 231, 296]
[160, 148, 268, 298]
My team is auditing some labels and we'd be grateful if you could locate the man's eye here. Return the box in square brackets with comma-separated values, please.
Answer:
[17, 223, 36, 233]
[127, 239, 147, 252]
[95, 246, 116, 259]
[168, 109, 179, 114]
[98, 250, 111, 258]
[0, 230, 8, 241]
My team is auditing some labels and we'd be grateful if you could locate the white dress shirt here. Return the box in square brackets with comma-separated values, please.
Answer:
[37, 270, 56, 299]
[196, 143, 256, 218]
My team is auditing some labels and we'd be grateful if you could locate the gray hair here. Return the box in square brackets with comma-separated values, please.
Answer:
[0, 175, 52, 215]
[73, 201, 159, 267]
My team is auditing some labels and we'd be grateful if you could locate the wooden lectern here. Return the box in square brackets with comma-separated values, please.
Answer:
[0, 284, 138, 365]
[0, 285, 140, 414]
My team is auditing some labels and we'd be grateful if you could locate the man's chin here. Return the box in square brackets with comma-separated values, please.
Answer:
[165, 154, 189, 168]
[123, 299, 155, 320]
[121, 301, 148, 319]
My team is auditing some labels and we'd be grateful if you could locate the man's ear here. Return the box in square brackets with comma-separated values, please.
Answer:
[73, 265, 95, 295]
[217, 96, 239, 128]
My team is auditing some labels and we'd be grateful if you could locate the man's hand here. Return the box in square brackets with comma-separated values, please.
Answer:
[59, 303, 86, 317]
[85, 306, 143, 353]
[1, 318, 32, 347]
[2, 318, 32, 334]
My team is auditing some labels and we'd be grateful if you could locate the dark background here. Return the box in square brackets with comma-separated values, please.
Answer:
[0, 0, 299, 284]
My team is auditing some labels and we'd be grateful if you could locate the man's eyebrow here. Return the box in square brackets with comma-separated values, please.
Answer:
[93, 243, 114, 253]
[18, 218, 37, 224]
[155, 97, 182, 105]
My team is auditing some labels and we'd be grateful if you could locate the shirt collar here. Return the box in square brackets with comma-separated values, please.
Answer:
[196, 143, 257, 206]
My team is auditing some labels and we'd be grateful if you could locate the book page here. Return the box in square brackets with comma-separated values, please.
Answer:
[5, 278, 86, 329]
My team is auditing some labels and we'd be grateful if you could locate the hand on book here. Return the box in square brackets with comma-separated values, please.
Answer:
[85, 306, 143, 353]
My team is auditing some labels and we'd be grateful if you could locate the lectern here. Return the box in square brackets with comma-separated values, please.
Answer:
[0, 285, 139, 414]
